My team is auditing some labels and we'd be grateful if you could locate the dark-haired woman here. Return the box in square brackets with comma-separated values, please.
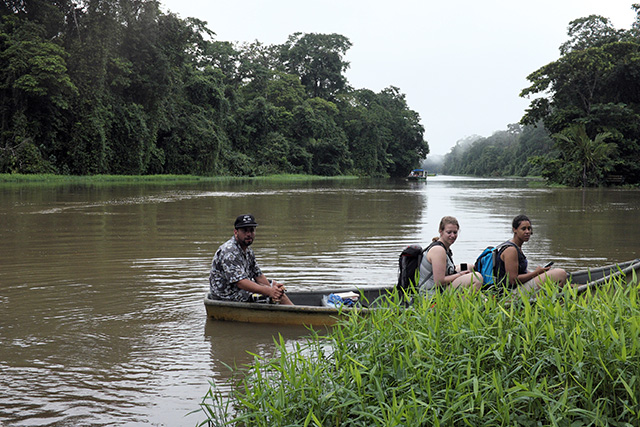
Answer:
[418, 216, 483, 294]
[497, 214, 567, 292]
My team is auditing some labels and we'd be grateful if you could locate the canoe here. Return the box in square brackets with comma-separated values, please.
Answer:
[571, 258, 640, 292]
[203, 260, 640, 326]
[204, 287, 393, 327]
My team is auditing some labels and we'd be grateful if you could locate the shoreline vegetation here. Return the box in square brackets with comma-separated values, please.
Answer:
[199, 277, 640, 426]
[1, 4, 428, 179]
[4, 2, 639, 186]
[0, 173, 360, 185]
[0, 173, 571, 190]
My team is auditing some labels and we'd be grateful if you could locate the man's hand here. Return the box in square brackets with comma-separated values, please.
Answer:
[268, 281, 286, 301]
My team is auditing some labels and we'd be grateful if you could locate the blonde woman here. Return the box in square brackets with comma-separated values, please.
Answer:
[419, 216, 483, 294]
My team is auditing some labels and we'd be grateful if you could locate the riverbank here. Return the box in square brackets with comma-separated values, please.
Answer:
[0, 173, 360, 184]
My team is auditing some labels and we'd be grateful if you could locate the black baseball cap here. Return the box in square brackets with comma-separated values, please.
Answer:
[234, 214, 258, 228]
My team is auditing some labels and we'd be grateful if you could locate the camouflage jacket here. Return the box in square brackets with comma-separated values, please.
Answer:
[209, 236, 263, 301]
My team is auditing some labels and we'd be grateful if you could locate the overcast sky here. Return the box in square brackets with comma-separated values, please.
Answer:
[160, 0, 637, 156]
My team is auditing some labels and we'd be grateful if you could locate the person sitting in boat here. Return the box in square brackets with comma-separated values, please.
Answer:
[419, 216, 483, 294]
[209, 214, 293, 305]
[496, 214, 567, 293]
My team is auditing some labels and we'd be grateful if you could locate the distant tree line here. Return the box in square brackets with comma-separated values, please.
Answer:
[0, 0, 428, 176]
[444, 6, 640, 186]
[442, 124, 554, 177]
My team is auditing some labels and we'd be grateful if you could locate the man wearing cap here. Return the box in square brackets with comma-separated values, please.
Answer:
[209, 214, 293, 305]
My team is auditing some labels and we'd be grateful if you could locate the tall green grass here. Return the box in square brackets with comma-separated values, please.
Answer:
[199, 277, 640, 426]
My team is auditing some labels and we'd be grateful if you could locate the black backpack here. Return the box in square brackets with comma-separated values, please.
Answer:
[396, 241, 447, 293]
[397, 244, 426, 293]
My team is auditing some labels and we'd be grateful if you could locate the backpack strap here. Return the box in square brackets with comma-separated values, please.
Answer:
[496, 241, 516, 255]
[425, 240, 442, 252]
[425, 240, 455, 271]
[493, 241, 521, 288]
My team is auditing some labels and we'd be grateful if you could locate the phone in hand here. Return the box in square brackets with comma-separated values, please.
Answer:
[460, 263, 468, 271]
[543, 261, 554, 268]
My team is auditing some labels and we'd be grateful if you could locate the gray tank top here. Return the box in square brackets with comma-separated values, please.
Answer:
[419, 241, 456, 294]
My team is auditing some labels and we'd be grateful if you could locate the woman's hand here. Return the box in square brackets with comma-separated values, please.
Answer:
[533, 265, 552, 275]
[458, 263, 472, 274]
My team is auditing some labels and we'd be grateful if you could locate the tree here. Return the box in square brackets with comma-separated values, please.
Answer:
[279, 32, 352, 99]
[442, 124, 555, 178]
[376, 86, 428, 177]
[1, 0, 427, 179]
[337, 87, 427, 177]
[337, 89, 391, 176]
[0, 14, 77, 173]
[520, 9, 640, 185]
[630, 3, 640, 38]
[552, 124, 615, 187]
[559, 15, 624, 55]
[153, 14, 230, 175]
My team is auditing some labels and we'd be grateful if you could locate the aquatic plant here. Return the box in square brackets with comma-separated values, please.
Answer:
[199, 277, 640, 426]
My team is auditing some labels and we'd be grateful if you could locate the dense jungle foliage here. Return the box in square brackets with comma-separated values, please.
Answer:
[0, 0, 428, 177]
[443, 6, 640, 186]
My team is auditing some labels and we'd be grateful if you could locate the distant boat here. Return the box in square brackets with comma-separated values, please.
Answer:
[406, 168, 427, 181]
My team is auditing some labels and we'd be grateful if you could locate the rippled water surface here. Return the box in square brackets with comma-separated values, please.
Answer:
[1, 176, 639, 426]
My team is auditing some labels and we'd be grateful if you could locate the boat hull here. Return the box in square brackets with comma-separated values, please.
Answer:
[570, 258, 640, 292]
[204, 287, 392, 327]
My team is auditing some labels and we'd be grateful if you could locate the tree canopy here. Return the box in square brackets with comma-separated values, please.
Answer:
[442, 124, 553, 178]
[444, 5, 640, 187]
[0, 0, 428, 177]
[519, 6, 640, 186]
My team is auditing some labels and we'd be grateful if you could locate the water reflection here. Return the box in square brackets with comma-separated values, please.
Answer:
[204, 320, 316, 376]
[1, 176, 639, 426]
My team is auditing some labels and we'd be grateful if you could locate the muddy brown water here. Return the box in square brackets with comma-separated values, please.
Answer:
[1, 176, 639, 426]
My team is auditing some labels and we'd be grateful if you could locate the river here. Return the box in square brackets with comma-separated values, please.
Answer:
[1, 175, 639, 426]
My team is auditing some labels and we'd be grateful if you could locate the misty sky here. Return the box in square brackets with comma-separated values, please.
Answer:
[160, 0, 637, 156]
